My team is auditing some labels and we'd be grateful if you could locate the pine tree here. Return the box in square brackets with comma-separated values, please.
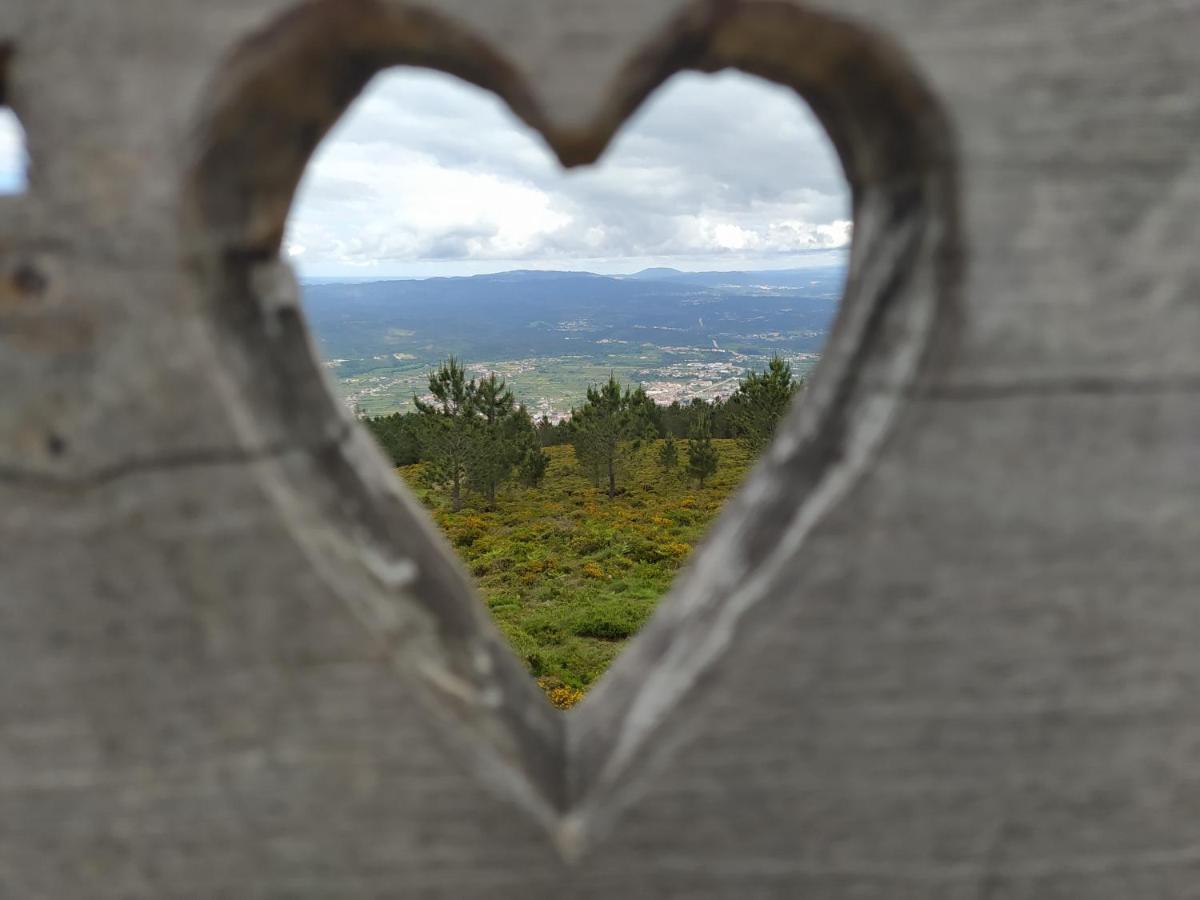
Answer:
[569, 375, 656, 499]
[658, 435, 679, 471]
[362, 411, 422, 466]
[469, 372, 520, 510]
[513, 405, 550, 487]
[730, 355, 798, 455]
[413, 357, 477, 512]
[687, 410, 719, 488]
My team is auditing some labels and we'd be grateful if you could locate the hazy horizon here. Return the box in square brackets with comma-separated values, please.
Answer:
[298, 253, 848, 283]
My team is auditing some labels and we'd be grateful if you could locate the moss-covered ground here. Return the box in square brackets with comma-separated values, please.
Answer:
[399, 439, 753, 708]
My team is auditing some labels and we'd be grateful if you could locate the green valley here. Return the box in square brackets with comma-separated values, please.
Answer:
[303, 265, 843, 417]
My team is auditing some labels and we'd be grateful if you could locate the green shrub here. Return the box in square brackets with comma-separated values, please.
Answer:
[569, 596, 651, 640]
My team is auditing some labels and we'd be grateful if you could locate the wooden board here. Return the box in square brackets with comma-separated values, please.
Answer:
[1, 0, 1197, 895]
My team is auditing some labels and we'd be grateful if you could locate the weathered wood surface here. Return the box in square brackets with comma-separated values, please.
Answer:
[1, 0, 1198, 896]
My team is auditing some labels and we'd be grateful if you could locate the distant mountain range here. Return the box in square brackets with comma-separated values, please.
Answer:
[300, 266, 845, 416]
[620, 267, 839, 287]
[303, 266, 842, 288]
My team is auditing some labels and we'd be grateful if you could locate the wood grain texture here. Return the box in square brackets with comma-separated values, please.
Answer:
[1, 0, 1197, 896]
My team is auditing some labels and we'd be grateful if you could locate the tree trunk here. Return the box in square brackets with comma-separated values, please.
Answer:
[607, 455, 616, 499]
[452, 470, 462, 512]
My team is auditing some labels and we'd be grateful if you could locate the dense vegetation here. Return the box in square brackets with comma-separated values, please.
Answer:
[364, 356, 800, 471]
[402, 440, 753, 708]
[362, 357, 801, 708]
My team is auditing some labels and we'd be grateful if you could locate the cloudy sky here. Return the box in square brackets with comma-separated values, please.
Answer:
[286, 68, 849, 278]
[0, 71, 851, 276]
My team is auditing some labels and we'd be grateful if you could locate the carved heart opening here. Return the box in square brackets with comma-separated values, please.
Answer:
[184, 0, 956, 856]
[0, 109, 27, 196]
[285, 65, 849, 712]
[0, 48, 28, 197]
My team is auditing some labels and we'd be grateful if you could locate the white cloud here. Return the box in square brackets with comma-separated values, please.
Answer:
[286, 68, 850, 276]
[291, 141, 569, 267]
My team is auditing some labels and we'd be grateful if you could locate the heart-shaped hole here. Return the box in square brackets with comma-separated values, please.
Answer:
[285, 66, 850, 710]
[0, 108, 26, 196]
[0, 43, 28, 197]
[184, 0, 956, 852]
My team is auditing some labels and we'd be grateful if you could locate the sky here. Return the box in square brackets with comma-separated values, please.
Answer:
[285, 68, 850, 278]
[0, 71, 852, 276]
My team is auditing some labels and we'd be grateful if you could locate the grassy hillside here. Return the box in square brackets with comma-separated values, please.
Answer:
[399, 438, 753, 708]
